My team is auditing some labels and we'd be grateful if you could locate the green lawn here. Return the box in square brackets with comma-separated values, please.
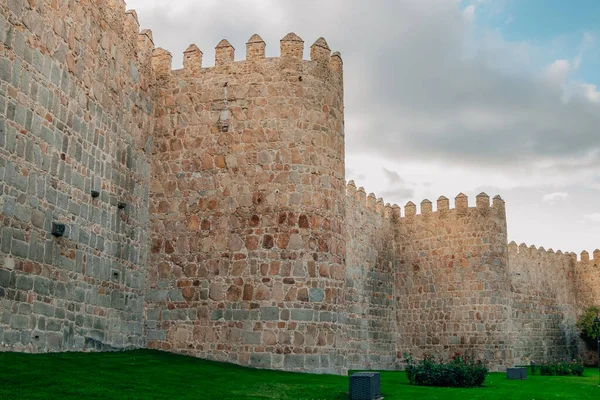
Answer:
[0, 349, 598, 399]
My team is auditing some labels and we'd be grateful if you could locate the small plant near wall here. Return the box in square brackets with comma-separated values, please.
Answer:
[576, 305, 600, 350]
[404, 352, 488, 388]
[534, 359, 585, 376]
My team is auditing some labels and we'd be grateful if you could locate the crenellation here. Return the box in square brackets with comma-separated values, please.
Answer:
[404, 201, 417, 217]
[246, 34, 266, 61]
[476, 192, 490, 209]
[330, 51, 343, 73]
[356, 187, 367, 203]
[280, 32, 304, 59]
[376, 197, 385, 215]
[366, 193, 377, 209]
[215, 39, 235, 66]
[455, 192, 468, 210]
[529, 245, 537, 256]
[384, 203, 393, 219]
[570, 252, 578, 262]
[492, 194, 505, 210]
[152, 48, 172, 81]
[310, 37, 331, 62]
[183, 44, 202, 76]
[420, 199, 432, 215]
[139, 29, 154, 46]
[392, 204, 401, 219]
[346, 180, 357, 195]
[594, 249, 600, 260]
[437, 196, 449, 211]
[581, 250, 590, 262]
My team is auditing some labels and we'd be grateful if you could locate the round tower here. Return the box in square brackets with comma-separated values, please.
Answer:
[148, 33, 346, 373]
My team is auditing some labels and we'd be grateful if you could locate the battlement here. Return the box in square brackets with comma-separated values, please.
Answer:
[346, 181, 400, 220]
[508, 241, 600, 263]
[345, 182, 505, 222]
[400, 192, 505, 220]
[149, 33, 343, 79]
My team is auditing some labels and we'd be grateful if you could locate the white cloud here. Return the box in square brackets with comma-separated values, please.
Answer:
[585, 213, 600, 223]
[543, 59, 571, 83]
[463, 5, 476, 22]
[577, 83, 600, 103]
[542, 192, 569, 203]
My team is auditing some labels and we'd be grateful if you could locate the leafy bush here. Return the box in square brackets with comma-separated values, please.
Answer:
[535, 359, 585, 376]
[576, 305, 600, 350]
[404, 352, 488, 388]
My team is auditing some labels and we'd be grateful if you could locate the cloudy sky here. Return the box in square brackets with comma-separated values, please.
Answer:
[127, 0, 600, 255]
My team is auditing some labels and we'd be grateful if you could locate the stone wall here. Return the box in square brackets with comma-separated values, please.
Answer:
[146, 34, 347, 373]
[507, 244, 580, 364]
[0, 0, 154, 352]
[575, 252, 600, 364]
[344, 182, 398, 370]
[575, 251, 600, 309]
[395, 194, 512, 371]
[1, 0, 599, 375]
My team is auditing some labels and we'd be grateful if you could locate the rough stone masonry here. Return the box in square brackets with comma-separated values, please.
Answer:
[1, 0, 599, 375]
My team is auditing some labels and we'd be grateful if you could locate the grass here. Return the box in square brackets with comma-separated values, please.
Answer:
[0, 349, 599, 399]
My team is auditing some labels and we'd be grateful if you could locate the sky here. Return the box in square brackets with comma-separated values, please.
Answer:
[126, 0, 600, 255]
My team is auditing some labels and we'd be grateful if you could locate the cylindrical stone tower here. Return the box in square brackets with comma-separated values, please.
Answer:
[147, 33, 347, 373]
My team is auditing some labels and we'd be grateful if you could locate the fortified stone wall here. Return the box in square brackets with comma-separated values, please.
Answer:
[575, 250, 600, 308]
[1, 0, 600, 375]
[507, 243, 580, 364]
[575, 251, 600, 364]
[146, 34, 347, 373]
[395, 193, 512, 371]
[0, 0, 154, 352]
[344, 181, 398, 370]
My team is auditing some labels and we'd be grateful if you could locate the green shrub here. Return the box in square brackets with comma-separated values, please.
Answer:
[576, 305, 600, 350]
[536, 359, 585, 376]
[404, 352, 488, 388]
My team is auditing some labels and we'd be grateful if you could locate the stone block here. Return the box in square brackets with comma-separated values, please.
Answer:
[241, 331, 262, 345]
[249, 353, 272, 369]
[147, 330, 166, 341]
[291, 309, 314, 322]
[15, 275, 33, 291]
[33, 301, 54, 317]
[284, 354, 305, 369]
[0, 270, 15, 288]
[11, 239, 29, 259]
[0, 58, 11, 82]
[10, 314, 30, 330]
[260, 307, 279, 321]
[309, 288, 324, 302]
[3, 330, 21, 346]
[33, 277, 53, 296]
[305, 354, 321, 369]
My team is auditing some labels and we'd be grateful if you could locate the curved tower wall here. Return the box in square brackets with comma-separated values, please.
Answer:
[147, 36, 347, 373]
[395, 194, 512, 371]
[0, 0, 153, 353]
